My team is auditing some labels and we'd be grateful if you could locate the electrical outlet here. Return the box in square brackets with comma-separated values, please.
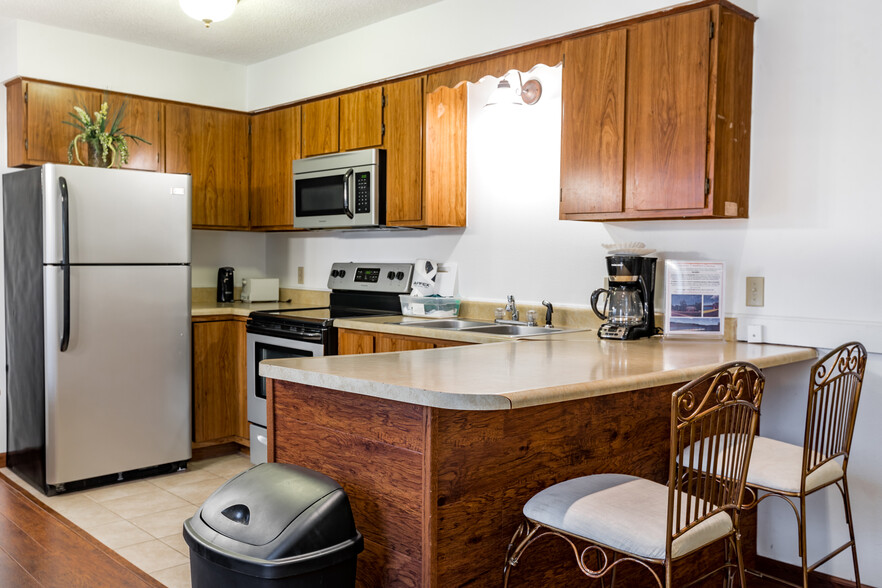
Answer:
[747, 324, 764, 343]
[746, 276, 764, 307]
[297, 266, 304, 285]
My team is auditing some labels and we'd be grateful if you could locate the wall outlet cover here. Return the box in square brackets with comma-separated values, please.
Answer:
[747, 324, 764, 343]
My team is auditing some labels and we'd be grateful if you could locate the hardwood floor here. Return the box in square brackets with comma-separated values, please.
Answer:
[0, 471, 163, 587]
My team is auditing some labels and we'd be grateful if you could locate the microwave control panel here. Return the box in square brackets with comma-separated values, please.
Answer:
[355, 172, 371, 213]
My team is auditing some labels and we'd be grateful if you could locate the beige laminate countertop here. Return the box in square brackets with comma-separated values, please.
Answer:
[260, 331, 817, 411]
[191, 301, 309, 318]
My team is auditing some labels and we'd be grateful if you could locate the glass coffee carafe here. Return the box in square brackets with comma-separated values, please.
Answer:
[590, 286, 645, 326]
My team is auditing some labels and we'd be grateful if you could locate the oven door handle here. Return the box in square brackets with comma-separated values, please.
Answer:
[342, 168, 354, 219]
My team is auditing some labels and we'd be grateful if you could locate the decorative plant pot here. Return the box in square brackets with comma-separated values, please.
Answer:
[87, 143, 107, 167]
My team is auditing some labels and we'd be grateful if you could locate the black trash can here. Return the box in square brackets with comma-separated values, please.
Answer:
[183, 463, 363, 587]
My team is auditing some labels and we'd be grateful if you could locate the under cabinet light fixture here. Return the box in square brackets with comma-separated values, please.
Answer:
[180, 0, 239, 28]
[484, 72, 543, 108]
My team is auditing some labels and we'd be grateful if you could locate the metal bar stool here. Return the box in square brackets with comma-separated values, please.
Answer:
[502, 361, 765, 587]
[744, 341, 867, 587]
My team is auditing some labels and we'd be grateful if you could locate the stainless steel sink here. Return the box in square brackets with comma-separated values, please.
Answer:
[390, 319, 493, 329]
[461, 325, 564, 337]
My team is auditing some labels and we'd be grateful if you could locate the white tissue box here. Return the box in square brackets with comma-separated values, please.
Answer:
[242, 278, 279, 302]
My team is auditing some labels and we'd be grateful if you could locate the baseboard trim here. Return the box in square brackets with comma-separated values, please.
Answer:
[0, 453, 5, 468]
[755, 556, 864, 588]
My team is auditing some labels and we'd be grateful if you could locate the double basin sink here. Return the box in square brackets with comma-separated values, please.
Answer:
[390, 318, 565, 337]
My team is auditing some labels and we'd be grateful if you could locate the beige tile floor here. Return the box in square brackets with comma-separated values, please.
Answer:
[2, 453, 253, 588]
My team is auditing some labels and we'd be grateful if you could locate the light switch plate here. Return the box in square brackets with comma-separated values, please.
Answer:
[746, 276, 764, 307]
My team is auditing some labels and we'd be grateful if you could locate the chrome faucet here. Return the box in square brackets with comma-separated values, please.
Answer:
[505, 295, 519, 322]
[541, 300, 554, 328]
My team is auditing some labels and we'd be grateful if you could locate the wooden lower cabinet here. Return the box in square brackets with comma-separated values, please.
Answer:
[338, 328, 468, 355]
[191, 317, 248, 446]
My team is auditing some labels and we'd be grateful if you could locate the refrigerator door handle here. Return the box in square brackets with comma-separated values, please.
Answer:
[59, 176, 71, 352]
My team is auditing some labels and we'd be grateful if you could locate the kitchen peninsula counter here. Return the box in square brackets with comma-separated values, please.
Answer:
[262, 337, 816, 587]
[261, 333, 815, 409]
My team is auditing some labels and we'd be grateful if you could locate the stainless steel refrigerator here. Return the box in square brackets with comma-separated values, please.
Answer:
[3, 164, 192, 495]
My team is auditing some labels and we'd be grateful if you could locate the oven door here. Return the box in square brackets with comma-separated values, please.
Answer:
[246, 332, 323, 430]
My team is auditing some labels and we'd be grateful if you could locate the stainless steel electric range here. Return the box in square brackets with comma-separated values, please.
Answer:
[245, 262, 414, 463]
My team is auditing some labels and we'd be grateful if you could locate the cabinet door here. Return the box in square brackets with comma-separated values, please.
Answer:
[164, 103, 191, 174]
[384, 78, 424, 224]
[250, 106, 301, 228]
[193, 108, 250, 228]
[559, 30, 627, 217]
[626, 9, 711, 212]
[113, 94, 162, 172]
[192, 320, 246, 443]
[301, 96, 339, 157]
[26, 82, 102, 165]
[375, 333, 435, 353]
[166, 105, 249, 229]
[424, 84, 467, 227]
[340, 86, 384, 152]
[338, 329, 376, 355]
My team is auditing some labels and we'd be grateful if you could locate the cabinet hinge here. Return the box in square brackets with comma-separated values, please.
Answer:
[24, 138, 28, 151]
[705, 178, 711, 195]
[709, 20, 715, 40]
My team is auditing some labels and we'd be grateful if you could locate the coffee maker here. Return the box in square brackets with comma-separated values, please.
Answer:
[590, 255, 657, 340]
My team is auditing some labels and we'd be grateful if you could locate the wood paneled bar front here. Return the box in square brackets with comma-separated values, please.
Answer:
[264, 337, 817, 587]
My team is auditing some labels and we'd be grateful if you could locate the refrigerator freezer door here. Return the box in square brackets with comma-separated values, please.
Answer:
[43, 264, 191, 486]
[42, 164, 191, 265]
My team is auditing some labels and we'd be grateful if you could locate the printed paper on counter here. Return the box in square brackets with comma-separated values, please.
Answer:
[664, 260, 725, 339]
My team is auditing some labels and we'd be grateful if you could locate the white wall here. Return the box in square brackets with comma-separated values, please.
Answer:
[12, 20, 247, 109]
[246, 0, 757, 110]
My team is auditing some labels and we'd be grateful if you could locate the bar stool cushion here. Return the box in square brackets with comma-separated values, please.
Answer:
[746, 436, 843, 493]
[523, 473, 733, 561]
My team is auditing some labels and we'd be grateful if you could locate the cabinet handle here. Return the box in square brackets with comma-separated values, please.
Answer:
[257, 435, 268, 446]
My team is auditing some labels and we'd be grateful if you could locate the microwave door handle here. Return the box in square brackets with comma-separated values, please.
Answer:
[342, 168, 354, 219]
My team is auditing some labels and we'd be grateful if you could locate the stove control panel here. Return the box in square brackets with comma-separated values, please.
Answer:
[327, 262, 413, 293]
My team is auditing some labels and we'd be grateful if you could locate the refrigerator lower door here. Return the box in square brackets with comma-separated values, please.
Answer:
[43, 264, 191, 486]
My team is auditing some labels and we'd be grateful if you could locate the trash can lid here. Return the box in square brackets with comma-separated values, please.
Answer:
[199, 463, 341, 547]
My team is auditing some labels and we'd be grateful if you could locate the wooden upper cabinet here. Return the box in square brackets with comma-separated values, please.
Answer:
[384, 77, 424, 225]
[626, 8, 710, 213]
[559, 29, 627, 217]
[560, 6, 754, 221]
[340, 86, 384, 152]
[6, 80, 100, 167]
[165, 103, 249, 229]
[115, 95, 162, 172]
[424, 84, 467, 227]
[250, 106, 301, 229]
[301, 96, 339, 157]
[5, 79, 161, 169]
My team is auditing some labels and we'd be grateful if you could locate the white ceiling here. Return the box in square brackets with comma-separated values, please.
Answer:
[0, 0, 444, 65]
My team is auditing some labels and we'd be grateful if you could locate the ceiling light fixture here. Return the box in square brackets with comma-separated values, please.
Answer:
[484, 72, 543, 108]
[180, 0, 239, 28]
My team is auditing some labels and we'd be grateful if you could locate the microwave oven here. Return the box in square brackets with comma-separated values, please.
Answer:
[292, 148, 386, 229]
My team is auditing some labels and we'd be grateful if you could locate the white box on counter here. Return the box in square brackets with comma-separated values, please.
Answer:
[242, 278, 279, 302]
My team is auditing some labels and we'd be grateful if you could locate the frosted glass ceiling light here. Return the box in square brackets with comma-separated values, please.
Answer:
[180, 0, 239, 28]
